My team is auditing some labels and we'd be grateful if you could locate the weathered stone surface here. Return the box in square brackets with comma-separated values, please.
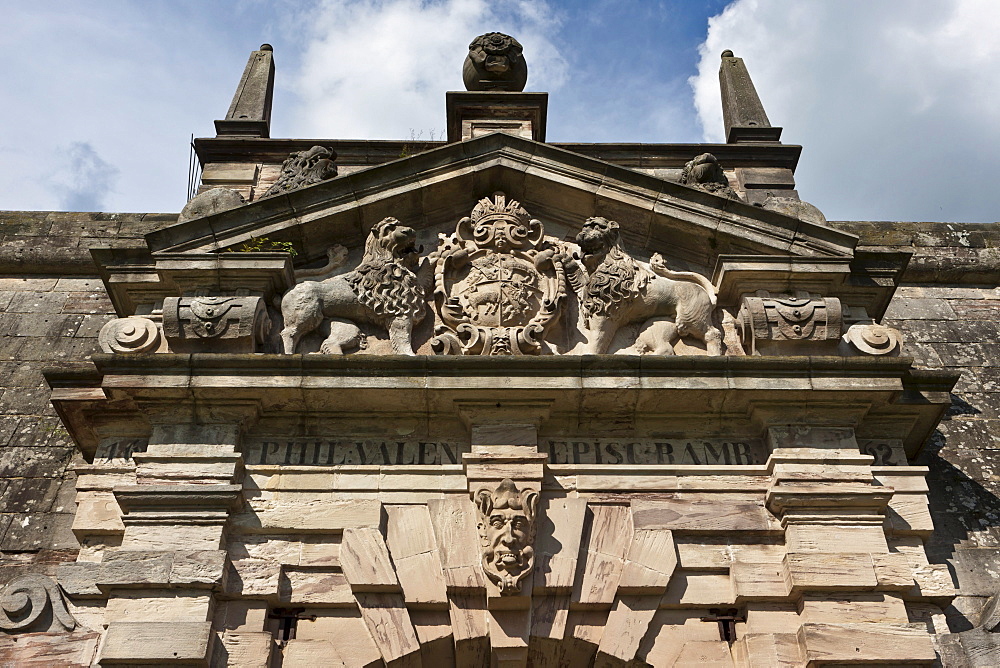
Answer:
[0, 574, 77, 633]
[178, 188, 246, 224]
[279, 217, 423, 355]
[463, 32, 527, 91]
[0, 630, 100, 667]
[100, 621, 213, 664]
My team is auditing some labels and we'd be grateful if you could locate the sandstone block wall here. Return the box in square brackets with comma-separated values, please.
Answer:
[0, 213, 163, 570]
[831, 220, 1000, 660]
[0, 212, 998, 664]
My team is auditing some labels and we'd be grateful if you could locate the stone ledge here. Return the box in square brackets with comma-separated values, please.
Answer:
[99, 621, 213, 664]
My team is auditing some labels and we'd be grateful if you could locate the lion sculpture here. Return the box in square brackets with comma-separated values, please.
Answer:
[570, 217, 722, 356]
[679, 153, 739, 200]
[463, 32, 528, 92]
[262, 145, 338, 198]
[279, 217, 426, 355]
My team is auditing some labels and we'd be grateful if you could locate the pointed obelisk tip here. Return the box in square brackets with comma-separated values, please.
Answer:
[215, 44, 276, 138]
[718, 51, 782, 143]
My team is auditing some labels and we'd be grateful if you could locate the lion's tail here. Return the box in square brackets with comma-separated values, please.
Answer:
[649, 253, 717, 306]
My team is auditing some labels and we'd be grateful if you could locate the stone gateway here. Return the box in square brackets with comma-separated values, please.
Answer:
[1, 37, 998, 668]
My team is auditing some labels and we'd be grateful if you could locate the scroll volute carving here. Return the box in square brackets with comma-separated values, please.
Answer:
[475, 478, 539, 595]
[738, 291, 843, 355]
[0, 574, 77, 634]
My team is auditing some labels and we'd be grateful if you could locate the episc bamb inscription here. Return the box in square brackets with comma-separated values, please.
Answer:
[244, 438, 764, 466]
[546, 439, 763, 465]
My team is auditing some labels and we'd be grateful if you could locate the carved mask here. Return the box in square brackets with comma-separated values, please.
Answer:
[475, 478, 539, 595]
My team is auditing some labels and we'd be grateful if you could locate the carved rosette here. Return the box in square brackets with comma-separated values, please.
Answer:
[844, 322, 902, 356]
[738, 292, 843, 353]
[431, 193, 567, 355]
[0, 574, 77, 634]
[162, 296, 270, 353]
[475, 478, 539, 595]
[98, 317, 161, 354]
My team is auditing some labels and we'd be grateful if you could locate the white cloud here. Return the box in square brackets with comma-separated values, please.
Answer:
[691, 0, 1000, 222]
[51, 142, 120, 211]
[291, 0, 567, 139]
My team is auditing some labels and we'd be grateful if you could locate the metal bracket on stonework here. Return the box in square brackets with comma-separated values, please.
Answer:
[701, 608, 746, 642]
[267, 607, 317, 644]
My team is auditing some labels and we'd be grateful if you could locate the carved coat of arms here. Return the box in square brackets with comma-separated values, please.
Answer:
[431, 193, 567, 355]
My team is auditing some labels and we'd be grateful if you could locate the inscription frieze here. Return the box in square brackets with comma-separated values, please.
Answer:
[243, 438, 768, 466]
[545, 439, 764, 465]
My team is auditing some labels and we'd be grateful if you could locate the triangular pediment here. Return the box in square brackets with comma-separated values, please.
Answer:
[148, 132, 858, 275]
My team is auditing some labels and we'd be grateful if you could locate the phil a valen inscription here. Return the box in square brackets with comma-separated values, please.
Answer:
[244, 438, 765, 466]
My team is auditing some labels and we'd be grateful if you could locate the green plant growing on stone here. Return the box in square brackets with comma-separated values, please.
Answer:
[399, 129, 440, 158]
[227, 236, 297, 255]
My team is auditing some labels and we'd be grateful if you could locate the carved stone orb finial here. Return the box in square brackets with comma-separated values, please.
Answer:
[721, 49, 735, 58]
[178, 188, 246, 224]
[463, 32, 528, 91]
[475, 478, 539, 595]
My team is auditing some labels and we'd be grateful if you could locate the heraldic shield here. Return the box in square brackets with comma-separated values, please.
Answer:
[431, 193, 568, 355]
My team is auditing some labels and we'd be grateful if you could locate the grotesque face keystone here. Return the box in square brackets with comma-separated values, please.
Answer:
[475, 478, 539, 595]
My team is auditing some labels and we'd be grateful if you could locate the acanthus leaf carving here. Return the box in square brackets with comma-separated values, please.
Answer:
[0, 574, 77, 634]
[475, 478, 538, 595]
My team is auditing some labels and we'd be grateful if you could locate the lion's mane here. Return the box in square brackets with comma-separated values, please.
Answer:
[580, 226, 647, 320]
[346, 221, 424, 321]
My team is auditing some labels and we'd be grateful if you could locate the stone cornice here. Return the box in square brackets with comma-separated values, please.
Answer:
[193, 136, 803, 170]
[47, 354, 957, 460]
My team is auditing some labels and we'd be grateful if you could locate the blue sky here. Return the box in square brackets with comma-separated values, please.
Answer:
[2, 0, 999, 223]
